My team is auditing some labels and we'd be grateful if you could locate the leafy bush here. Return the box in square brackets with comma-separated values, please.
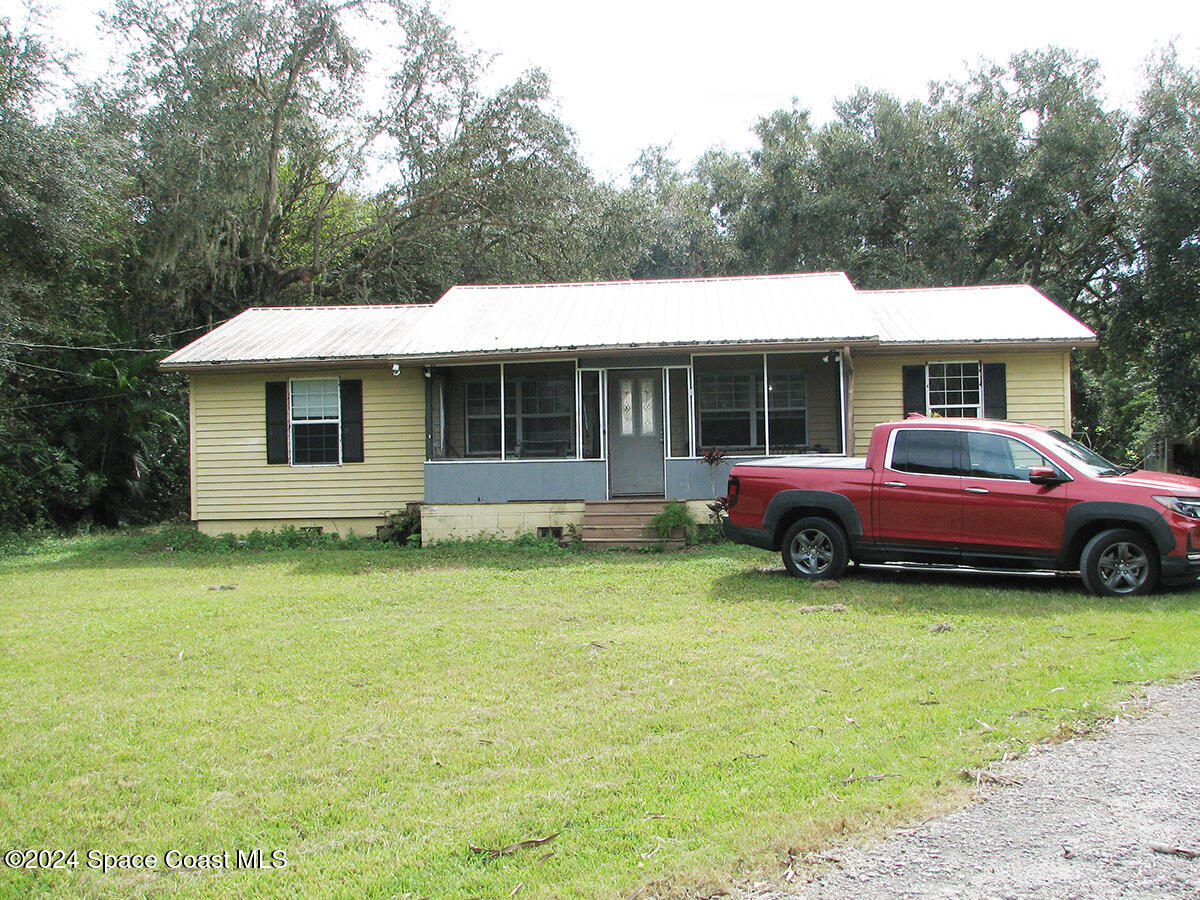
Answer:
[648, 502, 697, 542]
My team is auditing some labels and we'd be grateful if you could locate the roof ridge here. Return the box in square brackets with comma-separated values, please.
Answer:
[859, 284, 1030, 294]
[447, 272, 850, 291]
[242, 303, 434, 311]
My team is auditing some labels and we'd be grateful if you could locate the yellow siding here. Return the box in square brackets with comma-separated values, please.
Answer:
[189, 367, 425, 529]
[850, 350, 1073, 456]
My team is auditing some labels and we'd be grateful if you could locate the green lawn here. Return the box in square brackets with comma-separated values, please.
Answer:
[2, 533, 1198, 899]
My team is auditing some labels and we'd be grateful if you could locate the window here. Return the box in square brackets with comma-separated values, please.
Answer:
[767, 362, 807, 452]
[694, 355, 765, 453]
[290, 379, 341, 465]
[429, 362, 578, 461]
[266, 378, 363, 466]
[927, 362, 982, 417]
[889, 429, 964, 476]
[505, 362, 576, 459]
[465, 378, 501, 456]
[504, 366, 575, 458]
[967, 432, 1060, 481]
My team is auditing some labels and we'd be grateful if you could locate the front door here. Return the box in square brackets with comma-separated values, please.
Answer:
[607, 369, 665, 496]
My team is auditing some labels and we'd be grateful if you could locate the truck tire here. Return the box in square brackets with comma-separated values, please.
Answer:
[1079, 528, 1160, 597]
[781, 517, 849, 580]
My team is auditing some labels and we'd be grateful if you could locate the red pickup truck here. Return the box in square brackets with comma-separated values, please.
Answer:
[723, 416, 1200, 596]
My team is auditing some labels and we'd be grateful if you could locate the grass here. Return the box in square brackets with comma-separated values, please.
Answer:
[1, 530, 1199, 899]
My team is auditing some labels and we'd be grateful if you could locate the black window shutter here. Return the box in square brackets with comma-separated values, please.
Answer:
[266, 381, 289, 464]
[983, 363, 1007, 419]
[902, 365, 927, 416]
[340, 379, 364, 463]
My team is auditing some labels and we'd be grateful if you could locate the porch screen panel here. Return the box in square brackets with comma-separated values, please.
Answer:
[504, 361, 577, 459]
[766, 353, 842, 454]
[429, 373, 445, 459]
[694, 354, 766, 454]
[580, 370, 602, 459]
[439, 364, 501, 459]
[667, 368, 690, 457]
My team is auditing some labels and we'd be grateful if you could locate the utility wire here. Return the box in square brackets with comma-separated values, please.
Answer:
[4, 392, 135, 413]
[1, 317, 230, 353]
[1, 340, 165, 353]
[7, 360, 125, 381]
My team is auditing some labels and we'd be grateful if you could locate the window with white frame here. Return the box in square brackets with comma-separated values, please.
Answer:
[290, 378, 341, 465]
[927, 362, 982, 417]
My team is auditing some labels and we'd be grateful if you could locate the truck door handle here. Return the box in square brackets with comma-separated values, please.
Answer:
[883, 481, 907, 487]
[964, 487, 990, 494]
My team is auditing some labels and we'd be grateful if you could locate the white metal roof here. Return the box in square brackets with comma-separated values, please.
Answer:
[160, 304, 433, 367]
[160, 274, 1097, 369]
[862, 285, 1097, 345]
[393, 272, 868, 357]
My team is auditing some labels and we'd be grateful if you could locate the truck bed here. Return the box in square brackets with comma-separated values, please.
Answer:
[732, 455, 868, 469]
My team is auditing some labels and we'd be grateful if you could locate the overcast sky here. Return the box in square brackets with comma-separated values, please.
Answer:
[11, 0, 1200, 181]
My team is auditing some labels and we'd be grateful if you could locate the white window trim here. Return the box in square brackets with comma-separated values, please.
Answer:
[289, 377, 342, 467]
[926, 360, 983, 418]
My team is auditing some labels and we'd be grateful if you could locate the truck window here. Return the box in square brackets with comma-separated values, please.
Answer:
[967, 433, 1057, 481]
[890, 429, 963, 476]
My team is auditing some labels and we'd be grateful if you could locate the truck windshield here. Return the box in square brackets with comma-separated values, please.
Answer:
[1041, 430, 1127, 477]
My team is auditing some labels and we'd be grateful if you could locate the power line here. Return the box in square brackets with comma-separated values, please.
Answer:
[4, 392, 135, 412]
[1, 340, 165, 353]
[0, 317, 231, 353]
[6, 360, 137, 382]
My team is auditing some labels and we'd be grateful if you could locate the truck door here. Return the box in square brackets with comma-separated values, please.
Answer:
[872, 428, 964, 562]
[959, 431, 1072, 566]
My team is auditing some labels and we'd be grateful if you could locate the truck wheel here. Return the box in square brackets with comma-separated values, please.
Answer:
[1079, 528, 1160, 597]
[781, 517, 849, 580]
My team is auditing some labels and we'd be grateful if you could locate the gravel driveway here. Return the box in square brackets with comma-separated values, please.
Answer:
[740, 677, 1200, 900]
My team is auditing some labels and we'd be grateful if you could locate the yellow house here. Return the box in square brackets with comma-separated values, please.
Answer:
[160, 273, 1096, 543]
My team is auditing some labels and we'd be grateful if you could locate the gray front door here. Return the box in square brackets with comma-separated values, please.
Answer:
[607, 369, 665, 496]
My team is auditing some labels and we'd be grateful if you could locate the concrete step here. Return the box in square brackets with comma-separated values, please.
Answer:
[583, 500, 669, 512]
[580, 512, 662, 526]
[579, 499, 682, 549]
[579, 524, 659, 541]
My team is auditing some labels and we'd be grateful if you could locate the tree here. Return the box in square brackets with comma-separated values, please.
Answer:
[1107, 50, 1200, 464]
[109, 0, 594, 323]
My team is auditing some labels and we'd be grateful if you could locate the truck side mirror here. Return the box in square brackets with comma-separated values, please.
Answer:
[1028, 466, 1065, 485]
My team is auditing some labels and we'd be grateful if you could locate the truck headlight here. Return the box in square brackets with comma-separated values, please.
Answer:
[1153, 496, 1200, 519]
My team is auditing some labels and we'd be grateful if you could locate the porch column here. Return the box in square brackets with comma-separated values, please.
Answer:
[841, 345, 855, 456]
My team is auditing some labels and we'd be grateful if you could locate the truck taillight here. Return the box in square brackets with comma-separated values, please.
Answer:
[726, 476, 740, 509]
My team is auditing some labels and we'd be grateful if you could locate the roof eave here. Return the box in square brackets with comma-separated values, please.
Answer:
[159, 354, 408, 373]
[386, 337, 883, 365]
[872, 337, 1098, 351]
